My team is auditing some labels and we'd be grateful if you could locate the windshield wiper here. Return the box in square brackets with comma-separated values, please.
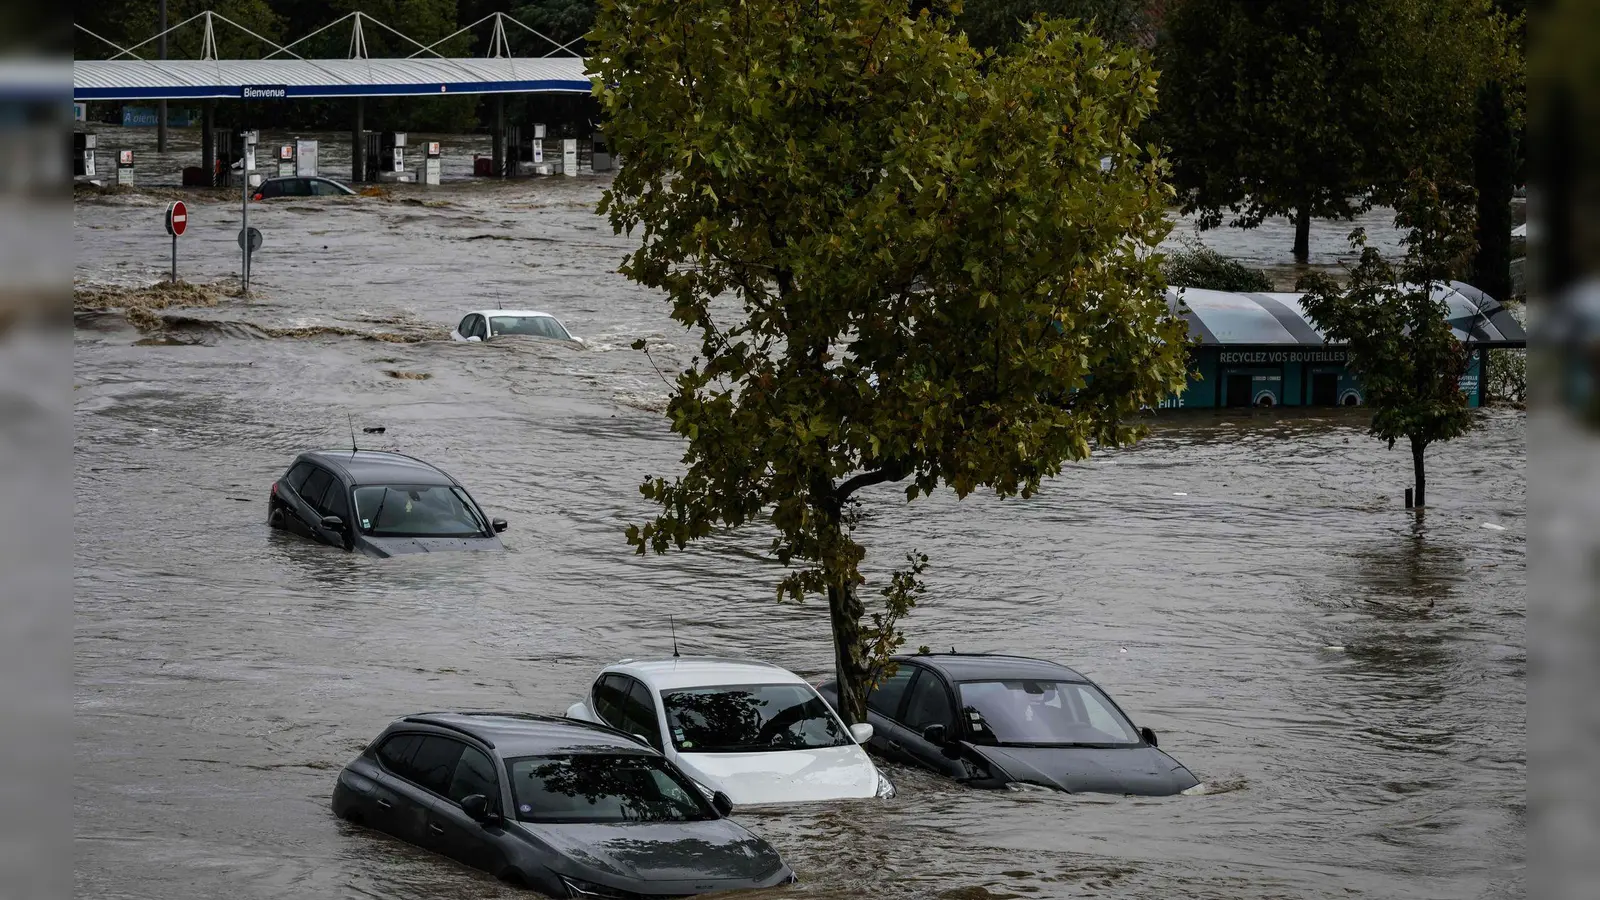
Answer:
[370, 487, 390, 532]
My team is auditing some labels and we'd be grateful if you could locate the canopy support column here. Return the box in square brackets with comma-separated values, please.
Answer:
[201, 100, 215, 187]
[351, 97, 365, 184]
[492, 95, 505, 178]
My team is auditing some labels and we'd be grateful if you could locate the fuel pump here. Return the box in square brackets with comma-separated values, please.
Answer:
[422, 141, 442, 186]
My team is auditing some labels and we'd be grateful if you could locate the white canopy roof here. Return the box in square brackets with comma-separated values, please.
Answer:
[74, 57, 594, 101]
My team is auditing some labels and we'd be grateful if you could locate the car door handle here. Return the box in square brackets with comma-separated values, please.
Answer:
[376, 798, 392, 809]
[887, 740, 902, 751]
[428, 823, 445, 835]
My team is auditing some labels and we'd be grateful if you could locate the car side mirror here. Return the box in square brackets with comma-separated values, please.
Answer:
[319, 515, 344, 531]
[921, 723, 947, 745]
[1140, 726, 1158, 748]
[848, 722, 874, 744]
[492, 518, 508, 533]
[459, 793, 498, 824]
[710, 791, 734, 817]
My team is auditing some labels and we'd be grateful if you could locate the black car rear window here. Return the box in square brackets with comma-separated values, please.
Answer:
[283, 462, 313, 494]
[299, 467, 333, 506]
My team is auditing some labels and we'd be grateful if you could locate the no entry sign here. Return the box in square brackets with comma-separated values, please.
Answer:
[165, 201, 188, 236]
[164, 201, 187, 282]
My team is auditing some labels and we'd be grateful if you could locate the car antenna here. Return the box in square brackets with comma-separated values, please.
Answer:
[348, 413, 358, 457]
[670, 616, 680, 658]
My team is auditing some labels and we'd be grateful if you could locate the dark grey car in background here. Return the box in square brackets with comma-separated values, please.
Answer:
[267, 449, 506, 557]
[332, 712, 795, 897]
[819, 653, 1200, 796]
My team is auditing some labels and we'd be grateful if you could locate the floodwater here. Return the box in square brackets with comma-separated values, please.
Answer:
[73, 162, 1524, 900]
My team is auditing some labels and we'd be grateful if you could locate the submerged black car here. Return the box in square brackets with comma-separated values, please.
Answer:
[819, 653, 1200, 797]
[332, 712, 796, 897]
[267, 450, 506, 557]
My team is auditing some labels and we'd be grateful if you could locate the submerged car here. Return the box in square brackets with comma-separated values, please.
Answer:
[565, 657, 894, 806]
[266, 449, 507, 557]
[332, 712, 795, 897]
[818, 653, 1200, 797]
[251, 175, 358, 200]
[451, 309, 583, 345]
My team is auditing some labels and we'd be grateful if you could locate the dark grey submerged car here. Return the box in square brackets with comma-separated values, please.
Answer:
[332, 713, 796, 897]
[819, 653, 1199, 796]
[267, 450, 507, 557]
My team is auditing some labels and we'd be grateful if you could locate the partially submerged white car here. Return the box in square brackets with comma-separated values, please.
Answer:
[450, 309, 583, 345]
[565, 657, 894, 806]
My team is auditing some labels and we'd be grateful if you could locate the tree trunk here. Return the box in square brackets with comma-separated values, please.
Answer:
[1293, 206, 1312, 263]
[827, 578, 868, 724]
[1411, 436, 1427, 508]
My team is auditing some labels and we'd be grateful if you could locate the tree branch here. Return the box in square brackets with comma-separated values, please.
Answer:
[836, 460, 912, 504]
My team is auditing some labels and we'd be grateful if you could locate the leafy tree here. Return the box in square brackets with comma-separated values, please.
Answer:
[957, 0, 1157, 52]
[514, 0, 597, 54]
[1159, 0, 1518, 264]
[1158, 0, 1398, 263]
[1160, 238, 1271, 292]
[592, 0, 1189, 721]
[1299, 177, 1479, 508]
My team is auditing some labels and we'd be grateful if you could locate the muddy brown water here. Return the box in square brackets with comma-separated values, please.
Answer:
[74, 171, 1523, 899]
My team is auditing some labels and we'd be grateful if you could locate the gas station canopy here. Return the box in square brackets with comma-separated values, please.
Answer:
[1167, 282, 1527, 348]
[73, 57, 595, 102]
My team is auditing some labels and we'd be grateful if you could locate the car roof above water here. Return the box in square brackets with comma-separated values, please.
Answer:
[899, 653, 1090, 684]
[300, 449, 456, 486]
[472, 309, 560, 320]
[395, 712, 649, 757]
[610, 657, 807, 692]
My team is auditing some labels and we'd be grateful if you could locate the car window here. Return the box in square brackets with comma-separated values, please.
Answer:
[471, 315, 489, 340]
[283, 178, 312, 197]
[488, 315, 571, 340]
[299, 466, 333, 506]
[406, 736, 467, 795]
[447, 745, 498, 804]
[956, 680, 1141, 746]
[319, 480, 351, 521]
[377, 733, 423, 778]
[283, 462, 313, 494]
[352, 484, 488, 537]
[258, 180, 282, 199]
[866, 665, 917, 720]
[903, 670, 955, 732]
[622, 678, 663, 749]
[310, 179, 346, 196]
[593, 674, 627, 725]
[506, 753, 715, 823]
[457, 315, 475, 337]
[662, 683, 851, 752]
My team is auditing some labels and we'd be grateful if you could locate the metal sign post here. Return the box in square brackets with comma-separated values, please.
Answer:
[164, 200, 187, 282]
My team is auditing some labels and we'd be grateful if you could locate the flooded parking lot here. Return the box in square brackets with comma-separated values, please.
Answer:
[74, 165, 1523, 899]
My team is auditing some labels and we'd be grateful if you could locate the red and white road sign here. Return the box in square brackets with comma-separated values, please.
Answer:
[165, 201, 188, 237]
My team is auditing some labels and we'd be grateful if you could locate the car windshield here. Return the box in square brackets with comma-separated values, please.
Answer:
[351, 484, 487, 537]
[506, 753, 715, 824]
[662, 683, 852, 753]
[488, 316, 570, 340]
[956, 680, 1142, 747]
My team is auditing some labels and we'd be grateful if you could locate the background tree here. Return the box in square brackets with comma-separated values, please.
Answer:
[957, 0, 1157, 52]
[1158, 0, 1519, 264]
[592, 0, 1190, 721]
[1299, 177, 1480, 508]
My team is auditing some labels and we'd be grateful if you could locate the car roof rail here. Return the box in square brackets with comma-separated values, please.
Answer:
[402, 715, 496, 749]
